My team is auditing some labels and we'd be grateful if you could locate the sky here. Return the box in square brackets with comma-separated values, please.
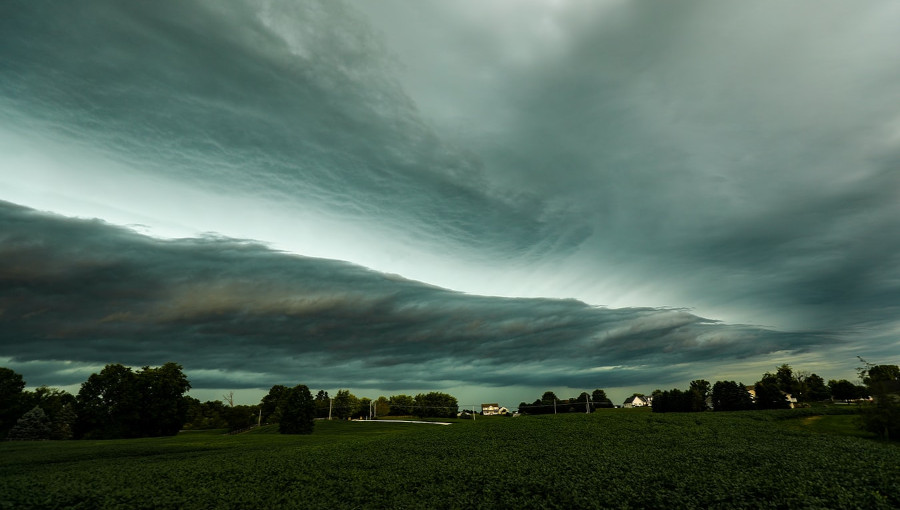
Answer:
[1, 0, 898, 408]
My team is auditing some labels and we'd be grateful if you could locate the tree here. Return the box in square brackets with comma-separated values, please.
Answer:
[75, 363, 141, 439]
[356, 398, 372, 419]
[775, 364, 796, 395]
[313, 390, 330, 419]
[755, 374, 790, 410]
[652, 388, 697, 413]
[261, 385, 290, 423]
[388, 394, 415, 416]
[279, 385, 315, 435]
[135, 363, 191, 437]
[223, 405, 258, 431]
[690, 380, 711, 412]
[332, 390, 358, 420]
[828, 379, 863, 402]
[591, 389, 613, 409]
[414, 392, 458, 418]
[23, 387, 76, 440]
[711, 381, 753, 411]
[373, 396, 390, 417]
[858, 359, 900, 440]
[7, 406, 52, 441]
[0, 367, 27, 439]
[803, 373, 831, 402]
[75, 362, 191, 438]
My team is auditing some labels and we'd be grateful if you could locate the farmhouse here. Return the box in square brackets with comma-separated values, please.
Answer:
[623, 395, 649, 408]
[481, 403, 508, 415]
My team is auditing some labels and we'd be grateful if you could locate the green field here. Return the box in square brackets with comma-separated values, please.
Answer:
[1, 410, 897, 509]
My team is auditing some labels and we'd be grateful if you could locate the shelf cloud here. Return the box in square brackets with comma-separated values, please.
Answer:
[1, 0, 898, 402]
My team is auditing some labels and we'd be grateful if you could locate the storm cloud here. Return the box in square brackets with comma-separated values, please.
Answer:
[1, 1, 898, 402]
[0, 202, 833, 393]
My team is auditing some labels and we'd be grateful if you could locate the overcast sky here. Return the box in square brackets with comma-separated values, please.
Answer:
[1, 0, 898, 407]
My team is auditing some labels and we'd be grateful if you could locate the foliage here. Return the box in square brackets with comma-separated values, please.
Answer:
[711, 380, 754, 411]
[829, 379, 867, 402]
[858, 359, 900, 440]
[754, 373, 791, 410]
[182, 398, 228, 430]
[413, 392, 458, 418]
[387, 394, 414, 416]
[0, 367, 27, 439]
[332, 390, 358, 420]
[7, 406, 52, 441]
[22, 387, 76, 440]
[591, 388, 613, 409]
[653, 380, 710, 413]
[373, 396, 390, 417]
[1, 410, 898, 508]
[803, 373, 831, 402]
[260, 385, 290, 423]
[313, 390, 330, 419]
[279, 385, 315, 435]
[223, 405, 259, 432]
[74, 362, 191, 439]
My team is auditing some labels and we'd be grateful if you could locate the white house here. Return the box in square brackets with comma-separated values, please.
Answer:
[623, 395, 649, 408]
[482, 403, 508, 415]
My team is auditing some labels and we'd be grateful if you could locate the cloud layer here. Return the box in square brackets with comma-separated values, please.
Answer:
[0, 202, 834, 393]
[1, 1, 899, 400]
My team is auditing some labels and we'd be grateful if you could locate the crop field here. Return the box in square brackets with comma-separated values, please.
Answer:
[1, 409, 898, 509]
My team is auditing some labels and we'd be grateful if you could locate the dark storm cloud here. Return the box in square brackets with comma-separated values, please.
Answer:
[370, 0, 900, 331]
[0, 0, 585, 259]
[0, 202, 835, 390]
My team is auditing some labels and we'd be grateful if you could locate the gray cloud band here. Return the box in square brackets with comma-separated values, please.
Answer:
[0, 202, 835, 389]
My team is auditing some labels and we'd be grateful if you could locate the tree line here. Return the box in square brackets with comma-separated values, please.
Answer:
[0, 363, 461, 440]
[517, 389, 615, 415]
[1, 363, 190, 441]
[649, 362, 899, 440]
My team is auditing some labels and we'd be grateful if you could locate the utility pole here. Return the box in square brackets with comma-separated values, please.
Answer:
[554, 398, 557, 414]
[586, 398, 590, 414]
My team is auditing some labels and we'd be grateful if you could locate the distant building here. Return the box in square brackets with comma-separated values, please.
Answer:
[746, 386, 757, 402]
[623, 395, 649, 408]
[482, 403, 500, 415]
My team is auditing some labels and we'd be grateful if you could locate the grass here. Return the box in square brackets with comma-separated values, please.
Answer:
[1, 410, 897, 509]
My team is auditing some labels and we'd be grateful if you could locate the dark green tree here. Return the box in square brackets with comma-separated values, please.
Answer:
[279, 385, 315, 434]
[314, 390, 330, 419]
[75, 363, 141, 439]
[803, 373, 831, 402]
[775, 364, 796, 395]
[858, 359, 900, 440]
[0, 367, 27, 439]
[7, 406, 52, 441]
[414, 392, 458, 418]
[135, 363, 191, 436]
[260, 385, 290, 423]
[23, 387, 77, 440]
[373, 396, 390, 417]
[828, 379, 863, 402]
[690, 380, 711, 412]
[711, 381, 753, 411]
[591, 389, 613, 409]
[183, 399, 229, 430]
[652, 388, 695, 413]
[755, 374, 790, 410]
[388, 394, 415, 416]
[356, 397, 372, 419]
[75, 362, 191, 438]
[332, 390, 357, 420]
